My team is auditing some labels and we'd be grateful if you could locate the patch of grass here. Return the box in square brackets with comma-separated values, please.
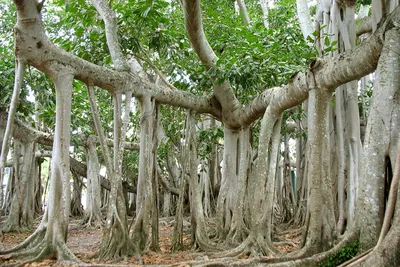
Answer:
[318, 240, 359, 267]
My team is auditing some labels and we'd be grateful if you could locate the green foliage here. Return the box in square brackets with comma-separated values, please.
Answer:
[198, 126, 223, 160]
[357, 0, 372, 7]
[48, 0, 111, 66]
[308, 25, 338, 58]
[200, 0, 312, 102]
[318, 240, 359, 267]
[0, 2, 34, 119]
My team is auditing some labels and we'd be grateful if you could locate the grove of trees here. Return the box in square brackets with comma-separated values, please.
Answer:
[0, 0, 399, 266]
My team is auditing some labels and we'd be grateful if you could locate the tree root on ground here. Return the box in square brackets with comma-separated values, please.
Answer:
[225, 220, 250, 246]
[82, 213, 103, 229]
[0, 226, 80, 267]
[259, 230, 358, 266]
[99, 201, 133, 260]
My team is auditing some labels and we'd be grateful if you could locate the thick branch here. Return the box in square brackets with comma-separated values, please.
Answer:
[90, 0, 130, 71]
[1, 111, 140, 151]
[182, 0, 241, 127]
[356, 16, 373, 36]
[12, 2, 221, 118]
[69, 156, 137, 193]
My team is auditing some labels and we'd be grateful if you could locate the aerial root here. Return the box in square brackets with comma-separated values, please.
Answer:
[194, 230, 226, 253]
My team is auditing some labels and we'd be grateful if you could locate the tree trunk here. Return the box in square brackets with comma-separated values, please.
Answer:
[87, 86, 132, 259]
[0, 71, 79, 264]
[301, 85, 336, 255]
[70, 171, 84, 217]
[83, 135, 102, 227]
[131, 96, 156, 253]
[0, 60, 25, 209]
[356, 26, 400, 251]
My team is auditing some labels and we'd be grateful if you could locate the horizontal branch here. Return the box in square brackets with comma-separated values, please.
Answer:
[11, 1, 400, 130]
[0, 111, 140, 151]
[12, 0, 222, 120]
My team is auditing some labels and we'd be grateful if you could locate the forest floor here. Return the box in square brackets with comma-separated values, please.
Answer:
[0, 217, 300, 266]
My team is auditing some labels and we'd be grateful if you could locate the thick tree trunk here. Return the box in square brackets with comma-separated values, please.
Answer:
[301, 86, 336, 255]
[70, 171, 84, 218]
[216, 127, 239, 239]
[356, 26, 400, 251]
[83, 136, 102, 227]
[0, 71, 79, 264]
[226, 128, 251, 245]
[131, 96, 156, 253]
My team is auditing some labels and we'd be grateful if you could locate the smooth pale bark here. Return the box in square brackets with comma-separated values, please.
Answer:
[90, 0, 130, 71]
[2, 141, 23, 232]
[182, 0, 242, 127]
[0, 70, 79, 263]
[87, 85, 132, 259]
[296, 0, 313, 39]
[225, 128, 251, 245]
[100, 92, 132, 259]
[357, 27, 400, 250]
[10, 0, 399, 133]
[186, 110, 219, 251]
[254, 114, 282, 255]
[172, 110, 191, 252]
[39, 71, 78, 260]
[300, 84, 336, 255]
[131, 96, 155, 252]
[216, 127, 239, 238]
[236, 0, 251, 25]
[363, 142, 400, 266]
[83, 136, 102, 227]
[260, 0, 270, 28]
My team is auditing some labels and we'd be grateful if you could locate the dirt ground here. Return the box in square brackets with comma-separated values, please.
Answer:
[0, 218, 300, 266]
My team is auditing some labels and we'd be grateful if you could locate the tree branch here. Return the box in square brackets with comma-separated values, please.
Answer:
[90, 0, 130, 72]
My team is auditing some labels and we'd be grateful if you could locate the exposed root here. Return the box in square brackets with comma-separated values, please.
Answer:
[261, 230, 358, 265]
[0, 224, 81, 267]
[225, 221, 250, 246]
[208, 236, 252, 258]
[99, 209, 133, 260]
[2, 222, 31, 234]
[0, 225, 46, 254]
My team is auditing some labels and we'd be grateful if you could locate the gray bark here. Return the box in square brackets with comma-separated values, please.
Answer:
[357, 27, 400, 250]
[130, 96, 155, 252]
[83, 135, 103, 227]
